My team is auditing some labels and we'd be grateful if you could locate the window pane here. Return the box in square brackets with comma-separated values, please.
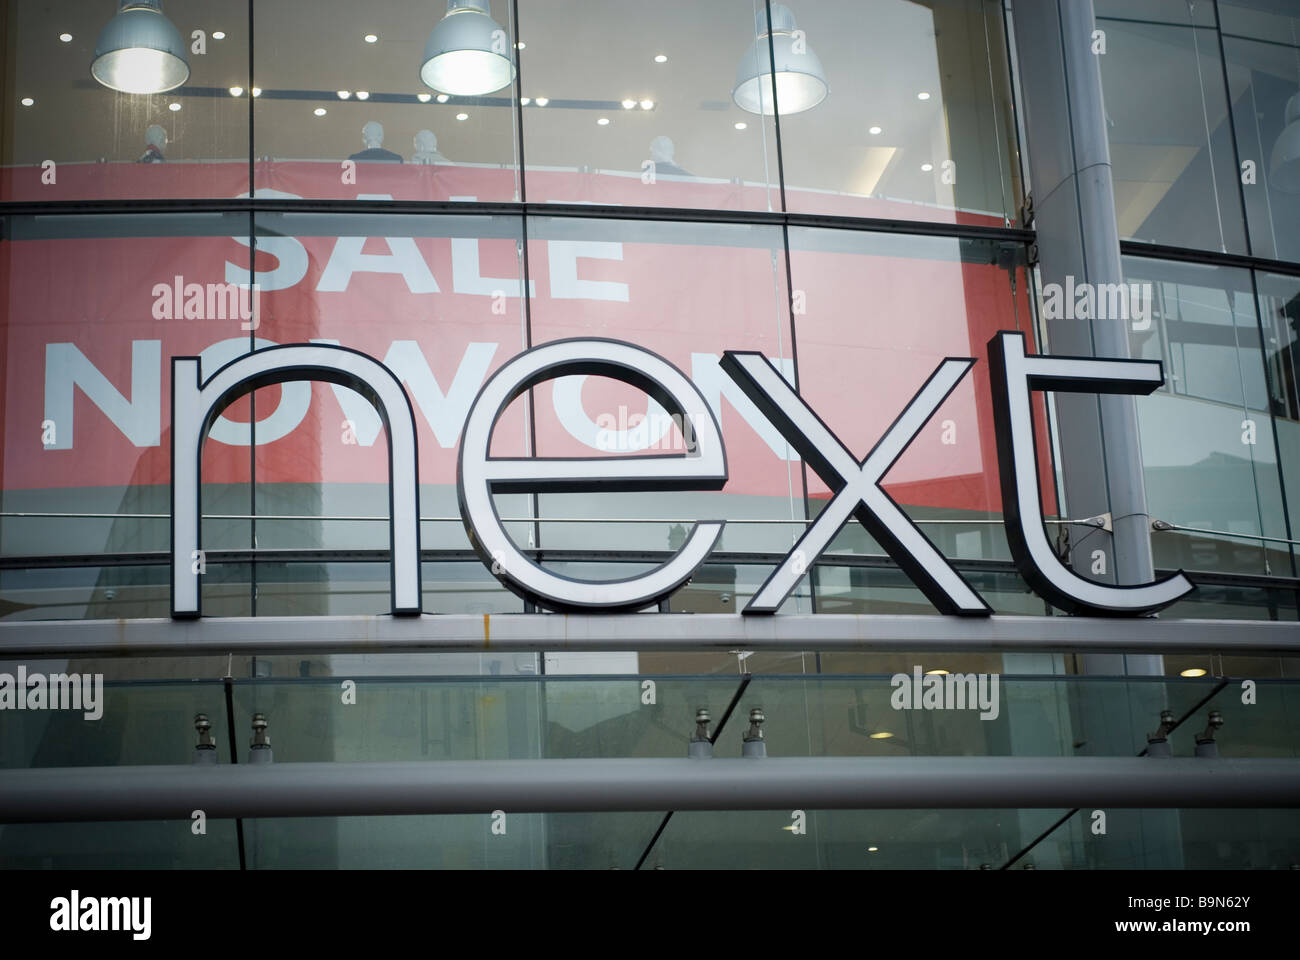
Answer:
[517, 0, 781, 211]
[253, 0, 520, 200]
[1, 1, 251, 201]
[1123, 257, 1291, 577]
[779, 0, 1020, 226]
[1098, 13, 1248, 253]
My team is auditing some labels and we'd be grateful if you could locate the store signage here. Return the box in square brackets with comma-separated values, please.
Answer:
[170, 334, 1194, 620]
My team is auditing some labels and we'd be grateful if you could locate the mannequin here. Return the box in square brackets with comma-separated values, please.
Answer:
[412, 129, 448, 164]
[649, 135, 690, 176]
[137, 124, 167, 163]
[349, 121, 403, 163]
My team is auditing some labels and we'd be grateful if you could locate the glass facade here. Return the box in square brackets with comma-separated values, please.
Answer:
[0, 0, 1298, 871]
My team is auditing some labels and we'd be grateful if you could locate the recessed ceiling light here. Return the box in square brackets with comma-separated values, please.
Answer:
[734, 121, 747, 130]
[639, 99, 654, 110]
[534, 97, 548, 106]
[621, 99, 636, 109]
[868, 846, 879, 852]
[869, 731, 894, 740]
[168, 101, 181, 111]
[356, 91, 370, 100]
[58, 33, 73, 43]
[654, 54, 667, 63]
[515, 41, 526, 50]
[417, 93, 431, 102]
[436, 94, 450, 103]
[456, 112, 468, 120]
[921, 162, 934, 171]
[251, 87, 262, 97]
[337, 90, 351, 99]
[1180, 667, 1208, 677]
[212, 31, 226, 40]
[20, 97, 34, 106]
[597, 117, 610, 125]
[314, 107, 326, 116]
[925, 668, 948, 675]
[520, 96, 531, 105]
[917, 91, 931, 100]
[869, 125, 882, 135]
[364, 34, 378, 43]
[229, 86, 243, 97]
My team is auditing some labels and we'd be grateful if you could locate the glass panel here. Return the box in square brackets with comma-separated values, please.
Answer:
[249, 212, 531, 574]
[1, 1, 252, 202]
[253, 0, 519, 201]
[516, 0, 780, 211]
[1255, 270, 1300, 573]
[1, 215, 254, 581]
[1098, 11, 1248, 253]
[1223, 32, 1300, 262]
[1123, 256, 1291, 576]
[524, 216, 803, 575]
[787, 229, 1040, 572]
[779, 0, 1020, 226]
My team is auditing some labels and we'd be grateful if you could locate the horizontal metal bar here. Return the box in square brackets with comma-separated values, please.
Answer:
[0, 757, 1295, 822]
[0, 197, 1035, 244]
[0, 613, 1296, 659]
[1120, 238, 1300, 280]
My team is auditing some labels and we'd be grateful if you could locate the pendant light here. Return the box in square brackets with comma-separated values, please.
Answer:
[420, 0, 515, 97]
[733, 3, 827, 116]
[91, 0, 190, 95]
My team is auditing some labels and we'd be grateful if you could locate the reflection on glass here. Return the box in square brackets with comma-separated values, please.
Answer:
[1123, 257, 1291, 576]
[1098, 12, 1247, 253]
[777, 0, 1019, 224]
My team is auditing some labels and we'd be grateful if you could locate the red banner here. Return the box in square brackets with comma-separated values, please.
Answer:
[2, 162, 1053, 515]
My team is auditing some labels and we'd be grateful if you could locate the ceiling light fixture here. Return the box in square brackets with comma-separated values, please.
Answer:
[59, 33, 74, 43]
[168, 101, 181, 111]
[456, 112, 468, 120]
[654, 54, 668, 63]
[417, 93, 432, 102]
[734, 121, 747, 129]
[364, 34, 378, 43]
[250, 86, 261, 97]
[20, 97, 34, 106]
[356, 90, 370, 100]
[733, 3, 827, 116]
[229, 86, 243, 96]
[869, 731, 894, 740]
[337, 90, 351, 99]
[314, 107, 326, 116]
[520, 96, 531, 105]
[436, 93, 450, 103]
[420, 0, 515, 97]
[597, 117, 610, 125]
[91, 0, 190, 95]
[921, 162, 933, 171]
[869, 125, 882, 135]
[621, 99, 636, 109]
[212, 30, 225, 40]
[533, 97, 548, 106]
[1180, 667, 1208, 677]
[639, 99, 654, 110]
[917, 91, 931, 100]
